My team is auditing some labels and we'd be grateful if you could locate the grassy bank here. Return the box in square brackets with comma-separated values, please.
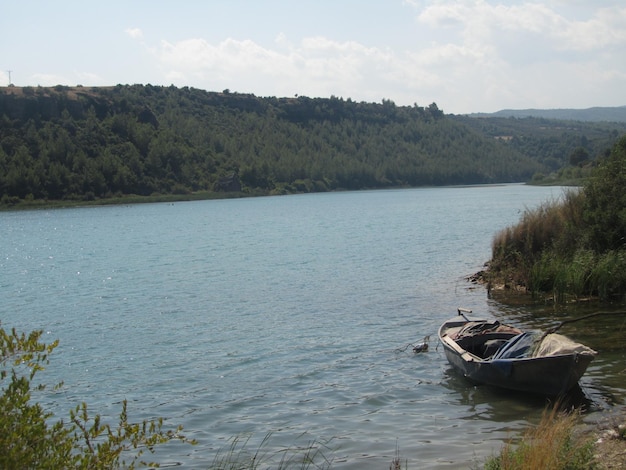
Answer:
[0, 190, 253, 211]
[483, 408, 595, 470]
[487, 135, 626, 303]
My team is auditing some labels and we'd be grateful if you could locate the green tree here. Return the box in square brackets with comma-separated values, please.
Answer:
[0, 326, 194, 469]
[583, 135, 626, 252]
[569, 146, 589, 166]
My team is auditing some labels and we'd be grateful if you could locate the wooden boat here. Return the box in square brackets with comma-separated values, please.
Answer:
[439, 308, 596, 396]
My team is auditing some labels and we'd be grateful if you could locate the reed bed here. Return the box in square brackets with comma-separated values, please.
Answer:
[488, 189, 626, 302]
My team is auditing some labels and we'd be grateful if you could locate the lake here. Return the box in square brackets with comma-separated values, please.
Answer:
[1, 185, 625, 468]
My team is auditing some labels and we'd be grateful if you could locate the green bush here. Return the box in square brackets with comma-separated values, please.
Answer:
[0, 326, 194, 469]
[590, 250, 626, 300]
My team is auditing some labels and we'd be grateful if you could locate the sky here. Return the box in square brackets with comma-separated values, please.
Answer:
[1, 0, 625, 114]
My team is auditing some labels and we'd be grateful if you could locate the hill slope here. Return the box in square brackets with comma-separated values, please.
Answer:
[453, 114, 626, 174]
[0, 85, 553, 203]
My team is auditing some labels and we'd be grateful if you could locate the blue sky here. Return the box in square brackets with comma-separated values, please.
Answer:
[2, 0, 625, 114]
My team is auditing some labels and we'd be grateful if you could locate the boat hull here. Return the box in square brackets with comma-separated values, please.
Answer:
[439, 317, 595, 396]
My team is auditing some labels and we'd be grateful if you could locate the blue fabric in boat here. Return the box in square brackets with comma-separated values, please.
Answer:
[492, 332, 536, 360]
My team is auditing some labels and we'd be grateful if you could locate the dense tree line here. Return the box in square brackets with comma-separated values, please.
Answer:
[0, 84, 570, 204]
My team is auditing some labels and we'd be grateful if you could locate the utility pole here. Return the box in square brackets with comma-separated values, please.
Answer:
[7, 70, 12, 85]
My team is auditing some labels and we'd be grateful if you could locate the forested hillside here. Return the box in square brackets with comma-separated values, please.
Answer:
[453, 114, 625, 174]
[0, 84, 575, 205]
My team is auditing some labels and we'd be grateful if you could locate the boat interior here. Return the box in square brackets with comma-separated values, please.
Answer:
[444, 321, 524, 360]
[457, 332, 523, 359]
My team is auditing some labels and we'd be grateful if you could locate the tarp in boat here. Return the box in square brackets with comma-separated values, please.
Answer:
[532, 333, 597, 357]
[493, 331, 597, 360]
[492, 332, 537, 359]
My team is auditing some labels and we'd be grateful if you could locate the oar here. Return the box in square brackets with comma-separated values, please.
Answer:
[457, 307, 472, 322]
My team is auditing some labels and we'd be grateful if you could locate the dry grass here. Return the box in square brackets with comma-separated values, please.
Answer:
[490, 190, 584, 274]
[484, 406, 595, 470]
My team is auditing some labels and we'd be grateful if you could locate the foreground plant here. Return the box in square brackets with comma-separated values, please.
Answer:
[484, 406, 595, 470]
[210, 432, 334, 470]
[0, 325, 195, 469]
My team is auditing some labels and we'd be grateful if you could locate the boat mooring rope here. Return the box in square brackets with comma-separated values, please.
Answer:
[546, 310, 626, 335]
[395, 335, 431, 354]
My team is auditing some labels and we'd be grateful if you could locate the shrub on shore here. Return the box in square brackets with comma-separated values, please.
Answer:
[488, 135, 626, 302]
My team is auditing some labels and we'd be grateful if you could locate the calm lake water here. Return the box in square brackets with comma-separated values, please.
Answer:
[2, 185, 625, 469]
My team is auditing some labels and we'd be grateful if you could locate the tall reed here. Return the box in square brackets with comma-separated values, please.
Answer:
[490, 190, 583, 291]
[209, 433, 334, 470]
[488, 186, 626, 301]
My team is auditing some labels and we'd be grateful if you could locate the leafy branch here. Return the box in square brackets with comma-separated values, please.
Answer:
[0, 324, 195, 469]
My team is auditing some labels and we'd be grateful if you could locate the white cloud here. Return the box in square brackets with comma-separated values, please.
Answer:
[32, 73, 72, 86]
[158, 38, 280, 74]
[396, 1, 626, 111]
[125, 27, 143, 39]
[154, 36, 397, 100]
[555, 6, 626, 51]
[2, 0, 624, 113]
[274, 32, 290, 48]
[124, 1, 626, 113]
[415, 1, 626, 53]
[75, 71, 104, 84]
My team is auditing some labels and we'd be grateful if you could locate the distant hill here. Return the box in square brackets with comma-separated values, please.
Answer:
[1, 85, 625, 207]
[452, 112, 626, 174]
[0, 84, 544, 205]
[468, 106, 626, 123]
